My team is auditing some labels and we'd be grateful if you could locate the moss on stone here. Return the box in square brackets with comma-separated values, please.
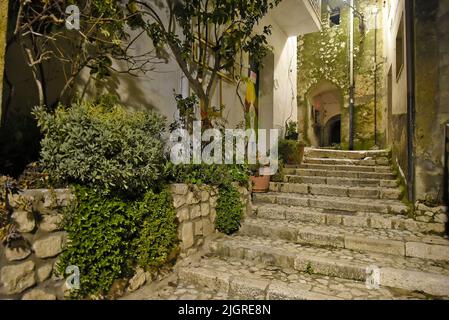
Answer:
[297, 0, 385, 150]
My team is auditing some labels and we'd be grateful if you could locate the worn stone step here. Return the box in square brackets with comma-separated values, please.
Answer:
[253, 193, 410, 215]
[269, 183, 403, 200]
[299, 163, 392, 173]
[284, 168, 397, 180]
[252, 203, 446, 235]
[284, 175, 398, 188]
[178, 256, 429, 300]
[211, 236, 449, 297]
[240, 218, 449, 261]
[304, 148, 391, 160]
[304, 157, 390, 167]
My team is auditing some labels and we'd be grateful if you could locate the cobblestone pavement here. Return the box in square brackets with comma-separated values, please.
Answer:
[213, 235, 449, 276]
[243, 216, 449, 244]
[124, 255, 434, 300]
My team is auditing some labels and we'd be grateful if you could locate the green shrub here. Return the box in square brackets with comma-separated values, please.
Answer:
[33, 99, 166, 194]
[58, 186, 177, 299]
[215, 184, 244, 235]
[278, 139, 302, 165]
[164, 163, 249, 188]
[131, 189, 178, 269]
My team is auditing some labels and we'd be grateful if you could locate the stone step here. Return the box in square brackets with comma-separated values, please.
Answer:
[211, 236, 449, 297]
[269, 183, 403, 200]
[284, 168, 397, 180]
[240, 217, 449, 261]
[253, 193, 410, 215]
[178, 256, 429, 300]
[252, 203, 446, 235]
[304, 157, 390, 167]
[284, 175, 398, 188]
[299, 163, 393, 173]
[304, 148, 391, 160]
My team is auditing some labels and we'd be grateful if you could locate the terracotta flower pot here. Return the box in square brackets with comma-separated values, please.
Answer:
[250, 175, 270, 193]
[250, 166, 271, 193]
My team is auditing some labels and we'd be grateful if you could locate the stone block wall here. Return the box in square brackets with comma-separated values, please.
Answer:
[0, 189, 72, 300]
[414, 202, 448, 225]
[170, 184, 251, 257]
[1, 184, 251, 299]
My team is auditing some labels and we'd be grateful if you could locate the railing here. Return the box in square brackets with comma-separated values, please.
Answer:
[308, 0, 322, 20]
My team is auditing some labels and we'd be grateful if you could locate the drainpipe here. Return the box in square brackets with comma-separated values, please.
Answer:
[405, 0, 415, 203]
[348, 0, 355, 150]
[373, 6, 378, 147]
[444, 123, 449, 208]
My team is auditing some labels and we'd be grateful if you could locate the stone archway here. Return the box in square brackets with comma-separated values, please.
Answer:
[323, 114, 341, 147]
[305, 80, 343, 148]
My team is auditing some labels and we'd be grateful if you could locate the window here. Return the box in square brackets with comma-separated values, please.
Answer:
[396, 15, 405, 80]
[330, 6, 341, 27]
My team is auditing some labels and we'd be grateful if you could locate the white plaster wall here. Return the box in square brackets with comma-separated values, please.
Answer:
[383, 0, 407, 116]
[91, 13, 300, 131]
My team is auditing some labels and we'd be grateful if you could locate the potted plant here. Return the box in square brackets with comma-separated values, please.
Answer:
[280, 121, 306, 165]
[249, 163, 271, 193]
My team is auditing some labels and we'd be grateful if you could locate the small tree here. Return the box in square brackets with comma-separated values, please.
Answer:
[137, 0, 281, 126]
[3, 0, 157, 118]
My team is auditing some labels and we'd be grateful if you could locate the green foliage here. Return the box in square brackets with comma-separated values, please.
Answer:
[215, 184, 244, 235]
[165, 163, 249, 188]
[33, 98, 166, 194]
[270, 160, 285, 183]
[131, 190, 178, 269]
[285, 121, 299, 140]
[58, 186, 177, 299]
[143, 0, 281, 115]
[278, 139, 303, 165]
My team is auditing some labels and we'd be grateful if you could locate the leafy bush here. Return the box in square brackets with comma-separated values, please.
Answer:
[165, 163, 248, 235]
[58, 186, 177, 299]
[215, 184, 245, 235]
[285, 121, 299, 140]
[164, 163, 249, 188]
[33, 99, 166, 194]
[279, 139, 303, 165]
[131, 189, 178, 269]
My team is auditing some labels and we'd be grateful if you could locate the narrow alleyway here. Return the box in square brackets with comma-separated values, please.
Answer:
[125, 149, 449, 300]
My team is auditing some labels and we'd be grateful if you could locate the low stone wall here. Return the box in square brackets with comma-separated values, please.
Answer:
[170, 184, 251, 257]
[0, 189, 72, 300]
[0, 184, 251, 299]
[414, 202, 448, 225]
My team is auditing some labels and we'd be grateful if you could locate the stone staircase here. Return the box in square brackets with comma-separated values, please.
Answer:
[158, 149, 449, 300]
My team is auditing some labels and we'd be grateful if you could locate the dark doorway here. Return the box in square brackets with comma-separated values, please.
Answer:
[329, 119, 341, 145]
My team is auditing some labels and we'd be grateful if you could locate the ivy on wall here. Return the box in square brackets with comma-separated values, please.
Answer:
[297, 0, 385, 149]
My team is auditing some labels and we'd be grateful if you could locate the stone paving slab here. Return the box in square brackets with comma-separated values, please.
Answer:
[126, 255, 433, 300]
[304, 148, 391, 160]
[177, 256, 434, 300]
[269, 183, 402, 200]
[304, 158, 388, 167]
[253, 193, 409, 215]
[300, 163, 392, 173]
[285, 168, 396, 180]
[284, 175, 398, 188]
[252, 204, 446, 235]
[211, 236, 449, 296]
[240, 217, 449, 260]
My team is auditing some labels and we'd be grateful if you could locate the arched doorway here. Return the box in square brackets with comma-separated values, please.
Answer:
[305, 80, 343, 148]
[324, 115, 341, 147]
